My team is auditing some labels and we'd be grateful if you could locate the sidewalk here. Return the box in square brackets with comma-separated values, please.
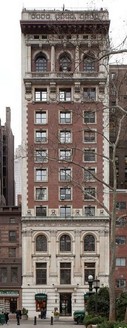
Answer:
[6, 317, 84, 327]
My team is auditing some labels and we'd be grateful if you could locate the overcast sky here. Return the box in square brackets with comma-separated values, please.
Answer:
[0, 0, 127, 148]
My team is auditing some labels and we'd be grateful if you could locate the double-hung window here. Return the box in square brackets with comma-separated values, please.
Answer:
[83, 88, 96, 101]
[35, 111, 47, 124]
[35, 131, 47, 143]
[60, 188, 71, 200]
[60, 168, 71, 181]
[60, 263, 71, 284]
[59, 150, 72, 161]
[35, 150, 48, 162]
[36, 188, 47, 201]
[36, 263, 47, 285]
[60, 112, 71, 124]
[84, 130, 95, 142]
[59, 89, 71, 102]
[60, 131, 71, 143]
[84, 149, 95, 162]
[84, 187, 95, 200]
[84, 111, 95, 123]
[35, 169, 48, 182]
[35, 89, 47, 102]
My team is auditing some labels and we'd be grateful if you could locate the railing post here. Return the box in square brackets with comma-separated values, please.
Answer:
[50, 315, 53, 325]
[34, 316, 37, 325]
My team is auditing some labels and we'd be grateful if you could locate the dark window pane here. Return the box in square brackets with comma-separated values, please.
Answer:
[84, 235, 95, 251]
[60, 235, 71, 251]
[36, 235, 47, 251]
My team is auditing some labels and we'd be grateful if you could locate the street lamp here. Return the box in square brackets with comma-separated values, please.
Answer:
[88, 275, 100, 314]
[88, 274, 94, 292]
[93, 278, 100, 314]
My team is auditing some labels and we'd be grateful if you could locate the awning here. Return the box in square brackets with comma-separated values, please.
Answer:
[35, 293, 47, 300]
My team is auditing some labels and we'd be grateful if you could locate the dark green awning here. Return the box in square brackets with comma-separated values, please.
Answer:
[35, 293, 47, 300]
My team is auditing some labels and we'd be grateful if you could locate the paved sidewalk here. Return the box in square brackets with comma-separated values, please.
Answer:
[5, 318, 84, 328]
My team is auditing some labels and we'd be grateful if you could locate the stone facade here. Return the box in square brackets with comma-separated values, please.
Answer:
[20, 8, 110, 317]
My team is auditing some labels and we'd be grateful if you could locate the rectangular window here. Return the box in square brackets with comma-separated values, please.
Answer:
[116, 217, 127, 227]
[84, 130, 95, 142]
[9, 231, 16, 242]
[36, 188, 47, 201]
[60, 188, 71, 200]
[9, 218, 16, 224]
[116, 279, 126, 288]
[35, 89, 47, 102]
[84, 168, 95, 181]
[35, 169, 48, 182]
[60, 169, 71, 181]
[36, 263, 47, 285]
[116, 202, 126, 210]
[35, 111, 47, 124]
[9, 248, 16, 257]
[116, 236, 126, 245]
[60, 112, 71, 124]
[84, 188, 95, 200]
[0, 267, 7, 283]
[36, 206, 47, 217]
[84, 206, 95, 216]
[35, 150, 48, 162]
[59, 150, 72, 161]
[84, 149, 95, 162]
[11, 267, 18, 283]
[59, 89, 71, 102]
[60, 131, 71, 143]
[84, 111, 95, 123]
[35, 131, 47, 143]
[83, 88, 96, 101]
[60, 262, 71, 284]
[116, 258, 126, 266]
[60, 206, 71, 218]
[84, 262, 95, 283]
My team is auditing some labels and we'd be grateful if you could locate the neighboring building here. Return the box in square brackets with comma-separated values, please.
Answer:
[0, 107, 15, 206]
[109, 65, 127, 292]
[0, 206, 22, 313]
[20, 8, 110, 317]
[14, 146, 22, 206]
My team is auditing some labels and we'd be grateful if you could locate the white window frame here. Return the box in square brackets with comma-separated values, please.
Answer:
[35, 168, 48, 182]
[116, 258, 126, 266]
[59, 111, 71, 124]
[35, 111, 47, 124]
[35, 130, 47, 143]
[35, 187, 48, 201]
[59, 149, 72, 161]
[35, 149, 48, 162]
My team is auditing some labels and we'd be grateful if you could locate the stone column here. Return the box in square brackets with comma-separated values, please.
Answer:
[74, 231, 81, 280]
[27, 45, 31, 72]
[51, 45, 55, 72]
[75, 45, 79, 72]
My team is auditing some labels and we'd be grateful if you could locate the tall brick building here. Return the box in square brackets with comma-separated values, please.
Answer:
[109, 65, 127, 292]
[0, 107, 15, 206]
[20, 8, 110, 317]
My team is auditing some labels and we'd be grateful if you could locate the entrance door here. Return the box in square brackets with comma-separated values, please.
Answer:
[60, 293, 71, 316]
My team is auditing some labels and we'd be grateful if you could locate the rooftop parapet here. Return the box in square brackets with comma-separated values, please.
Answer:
[21, 8, 109, 22]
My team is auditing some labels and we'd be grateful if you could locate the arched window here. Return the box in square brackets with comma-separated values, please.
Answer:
[84, 234, 95, 251]
[59, 54, 71, 72]
[36, 235, 47, 251]
[35, 55, 47, 72]
[60, 234, 71, 251]
[83, 54, 95, 72]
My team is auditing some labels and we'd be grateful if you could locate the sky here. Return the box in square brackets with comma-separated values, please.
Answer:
[0, 0, 127, 149]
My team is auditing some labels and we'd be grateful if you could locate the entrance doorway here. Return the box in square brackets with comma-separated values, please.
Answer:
[60, 293, 72, 316]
